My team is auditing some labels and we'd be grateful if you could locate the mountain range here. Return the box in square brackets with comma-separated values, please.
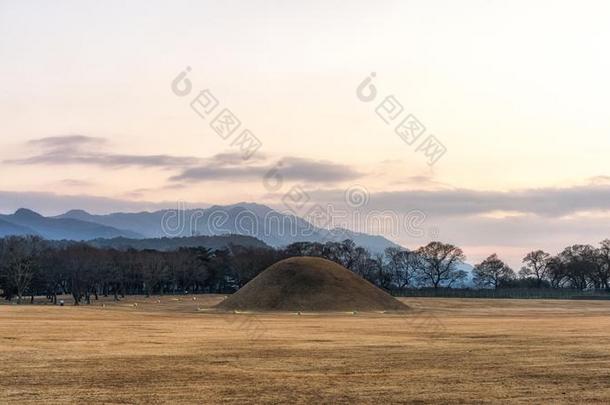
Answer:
[0, 203, 401, 254]
[0, 204, 475, 285]
[0, 208, 140, 240]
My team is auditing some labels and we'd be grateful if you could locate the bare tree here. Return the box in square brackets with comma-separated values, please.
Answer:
[415, 242, 467, 288]
[557, 245, 597, 290]
[0, 236, 44, 304]
[472, 254, 515, 289]
[140, 249, 168, 297]
[519, 250, 551, 287]
[230, 245, 277, 287]
[546, 255, 567, 288]
[384, 247, 420, 290]
[595, 240, 610, 289]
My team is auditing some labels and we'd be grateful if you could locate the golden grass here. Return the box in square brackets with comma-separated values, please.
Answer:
[1, 295, 610, 404]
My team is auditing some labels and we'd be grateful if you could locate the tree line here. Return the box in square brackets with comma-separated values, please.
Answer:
[471, 242, 610, 290]
[1, 235, 609, 304]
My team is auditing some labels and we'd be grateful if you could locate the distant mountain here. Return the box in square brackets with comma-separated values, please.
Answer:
[88, 234, 269, 251]
[55, 209, 167, 237]
[0, 218, 37, 237]
[0, 209, 141, 240]
[0, 204, 401, 252]
[328, 227, 403, 254]
[56, 202, 402, 253]
[457, 262, 475, 288]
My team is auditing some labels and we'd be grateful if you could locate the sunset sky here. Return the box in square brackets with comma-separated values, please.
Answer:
[2, 0, 610, 267]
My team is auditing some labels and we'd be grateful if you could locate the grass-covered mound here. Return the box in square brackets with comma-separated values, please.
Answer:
[216, 256, 408, 312]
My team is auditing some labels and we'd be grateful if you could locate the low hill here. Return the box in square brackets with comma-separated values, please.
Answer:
[216, 256, 408, 312]
[0, 218, 37, 237]
[88, 234, 269, 251]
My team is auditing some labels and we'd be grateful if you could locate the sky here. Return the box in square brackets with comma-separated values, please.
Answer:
[1, 0, 610, 267]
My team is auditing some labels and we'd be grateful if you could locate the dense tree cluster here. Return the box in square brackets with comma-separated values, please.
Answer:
[471, 241, 610, 290]
[0, 237, 282, 304]
[1, 235, 609, 304]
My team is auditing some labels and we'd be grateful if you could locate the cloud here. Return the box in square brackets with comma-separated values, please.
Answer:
[6, 135, 200, 168]
[310, 184, 610, 218]
[27, 135, 106, 149]
[401, 214, 610, 269]
[57, 179, 95, 187]
[170, 156, 362, 184]
[210, 151, 267, 164]
[302, 183, 610, 267]
[7, 136, 610, 219]
[588, 175, 610, 185]
[6, 136, 360, 185]
[0, 190, 186, 215]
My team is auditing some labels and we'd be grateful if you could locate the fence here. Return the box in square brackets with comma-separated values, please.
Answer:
[394, 288, 610, 300]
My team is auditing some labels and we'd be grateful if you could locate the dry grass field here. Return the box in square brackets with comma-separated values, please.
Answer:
[2, 295, 610, 404]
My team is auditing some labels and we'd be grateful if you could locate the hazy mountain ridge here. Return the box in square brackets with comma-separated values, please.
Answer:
[55, 203, 402, 253]
[0, 204, 402, 253]
[54, 209, 168, 237]
[0, 209, 141, 240]
[0, 217, 38, 237]
[89, 234, 269, 251]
